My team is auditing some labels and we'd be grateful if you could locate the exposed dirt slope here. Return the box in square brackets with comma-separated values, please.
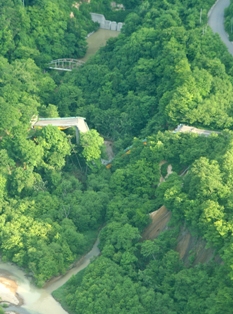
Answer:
[176, 226, 221, 266]
[142, 206, 220, 265]
[142, 206, 171, 240]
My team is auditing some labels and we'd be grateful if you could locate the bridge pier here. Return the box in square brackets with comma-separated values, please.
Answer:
[75, 126, 80, 144]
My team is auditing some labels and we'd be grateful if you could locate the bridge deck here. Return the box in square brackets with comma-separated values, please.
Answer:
[174, 124, 219, 136]
[33, 117, 89, 133]
[47, 67, 72, 72]
[47, 59, 85, 71]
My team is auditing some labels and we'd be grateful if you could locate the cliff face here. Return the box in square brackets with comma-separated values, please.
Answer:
[142, 206, 221, 265]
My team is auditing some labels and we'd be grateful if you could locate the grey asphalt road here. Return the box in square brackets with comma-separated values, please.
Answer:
[208, 0, 233, 55]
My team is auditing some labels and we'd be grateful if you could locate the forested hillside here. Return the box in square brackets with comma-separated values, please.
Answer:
[0, 0, 111, 287]
[1, 0, 233, 313]
[0, 54, 109, 286]
[0, 0, 97, 64]
[54, 131, 233, 314]
[52, 0, 233, 313]
[51, 0, 233, 148]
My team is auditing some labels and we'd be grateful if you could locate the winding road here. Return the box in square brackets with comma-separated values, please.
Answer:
[208, 0, 233, 55]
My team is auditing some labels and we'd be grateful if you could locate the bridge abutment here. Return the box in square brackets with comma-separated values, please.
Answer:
[90, 13, 124, 32]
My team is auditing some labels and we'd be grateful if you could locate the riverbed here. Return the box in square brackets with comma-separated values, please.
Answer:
[0, 238, 100, 314]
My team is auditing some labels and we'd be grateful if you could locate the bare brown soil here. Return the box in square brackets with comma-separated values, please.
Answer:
[0, 277, 17, 294]
[142, 206, 171, 240]
[176, 226, 221, 266]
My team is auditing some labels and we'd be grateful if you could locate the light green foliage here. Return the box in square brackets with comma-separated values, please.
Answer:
[60, 128, 233, 313]
[80, 129, 104, 162]
[0, 46, 106, 286]
[36, 125, 71, 170]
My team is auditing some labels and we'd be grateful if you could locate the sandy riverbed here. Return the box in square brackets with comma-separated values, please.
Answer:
[0, 276, 22, 306]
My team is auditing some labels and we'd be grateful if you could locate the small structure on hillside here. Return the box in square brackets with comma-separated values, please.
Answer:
[90, 13, 124, 31]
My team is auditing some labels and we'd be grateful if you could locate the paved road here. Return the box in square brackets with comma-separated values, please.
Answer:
[208, 0, 233, 56]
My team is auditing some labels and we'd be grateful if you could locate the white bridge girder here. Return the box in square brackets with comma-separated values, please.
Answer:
[31, 116, 89, 144]
[47, 58, 85, 71]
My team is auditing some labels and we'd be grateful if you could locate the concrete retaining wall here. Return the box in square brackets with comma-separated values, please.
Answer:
[91, 13, 124, 31]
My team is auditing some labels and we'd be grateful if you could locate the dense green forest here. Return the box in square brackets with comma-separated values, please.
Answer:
[51, 0, 233, 149]
[2, 0, 233, 313]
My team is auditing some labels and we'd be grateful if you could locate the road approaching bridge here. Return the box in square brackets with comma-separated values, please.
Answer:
[31, 117, 89, 143]
[208, 0, 233, 56]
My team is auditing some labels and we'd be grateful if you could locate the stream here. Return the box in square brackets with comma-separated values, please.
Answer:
[1, 238, 100, 314]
